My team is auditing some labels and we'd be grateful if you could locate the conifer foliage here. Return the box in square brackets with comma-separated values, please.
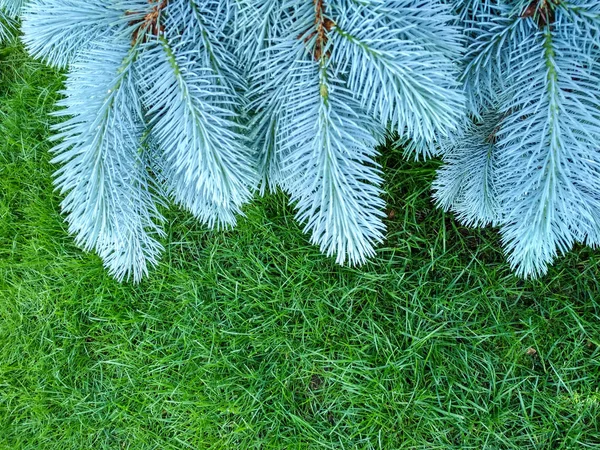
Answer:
[0, 0, 22, 42]
[239, 0, 464, 264]
[6, 0, 600, 280]
[435, 0, 600, 277]
[13, 0, 464, 281]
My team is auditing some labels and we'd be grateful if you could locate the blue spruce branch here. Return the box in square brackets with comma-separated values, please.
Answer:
[12, 0, 600, 279]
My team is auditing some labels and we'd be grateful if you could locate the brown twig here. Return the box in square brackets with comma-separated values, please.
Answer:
[129, 0, 169, 45]
[521, 0, 557, 27]
[299, 0, 335, 61]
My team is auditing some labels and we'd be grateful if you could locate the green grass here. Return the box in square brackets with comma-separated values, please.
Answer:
[1, 44, 599, 449]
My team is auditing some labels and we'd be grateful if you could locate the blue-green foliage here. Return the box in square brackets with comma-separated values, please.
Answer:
[20, 0, 259, 281]
[137, 1, 256, 230]
[16, 0, 463, 280]
[239, 0, 463, 264]
[435, 0, 600, 277]
[0, 0, 23, 42]
[51, 40, 166, 282]
[13, 0, 600, 280]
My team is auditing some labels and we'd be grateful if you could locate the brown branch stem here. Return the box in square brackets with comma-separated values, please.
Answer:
[130, 0, 169, 45]
[299, 0, 335, 61]
[521, 0, 558, 27]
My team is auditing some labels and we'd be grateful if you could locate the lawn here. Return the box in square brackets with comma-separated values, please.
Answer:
[1, 43, 599, 449]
